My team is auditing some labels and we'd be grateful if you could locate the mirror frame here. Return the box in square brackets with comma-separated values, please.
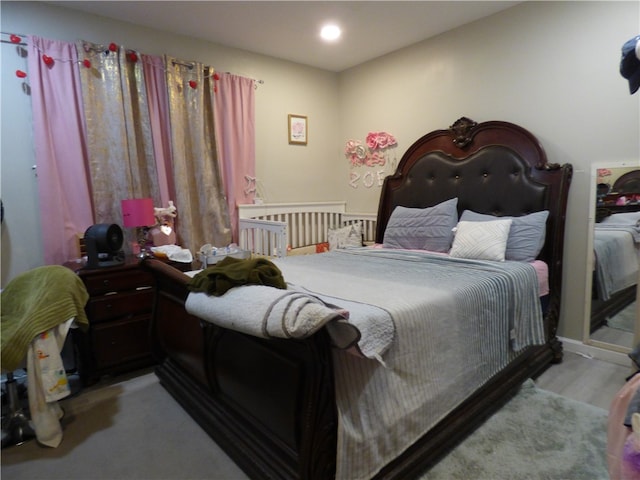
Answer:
[583, 160, 640, 353]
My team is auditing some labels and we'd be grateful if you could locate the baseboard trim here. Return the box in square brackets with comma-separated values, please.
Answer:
[560, 336, 633, 367]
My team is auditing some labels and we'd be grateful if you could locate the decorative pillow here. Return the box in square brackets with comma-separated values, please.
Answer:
[383, 198, 458, 252]
[328, 223, 362, 251]
[449, 219, 512, 261]
[460, 210, 549, 262]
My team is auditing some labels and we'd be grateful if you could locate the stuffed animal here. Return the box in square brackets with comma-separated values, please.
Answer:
[149, 200, 177, 247]
[153, 200, 177, 220]
[622, 413, 640, 479]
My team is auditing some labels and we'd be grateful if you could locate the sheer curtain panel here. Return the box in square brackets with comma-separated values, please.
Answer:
[77, 40, 160, 251]
[165, 56, 231, 252]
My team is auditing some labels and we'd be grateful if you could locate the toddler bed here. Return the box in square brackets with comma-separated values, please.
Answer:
[142, 117, 572, 479]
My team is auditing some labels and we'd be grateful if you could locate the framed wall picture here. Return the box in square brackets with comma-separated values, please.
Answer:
[288, 114, 307, 145]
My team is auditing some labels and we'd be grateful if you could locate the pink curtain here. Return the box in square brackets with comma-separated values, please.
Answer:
[28, 35, 94, 264]
[214, 73, 256, 242]
[142, 54, 175, 207]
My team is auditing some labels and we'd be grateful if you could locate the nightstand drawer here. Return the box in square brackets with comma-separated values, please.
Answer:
[83, 269, 155, 295]
[87, 288, 154, 323]
[91, 315, 152, 368]
[64, 256, 158, 385]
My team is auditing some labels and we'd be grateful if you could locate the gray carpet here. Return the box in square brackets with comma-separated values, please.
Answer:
[1, 371, 249, 480]
[1, 374, 608, 480]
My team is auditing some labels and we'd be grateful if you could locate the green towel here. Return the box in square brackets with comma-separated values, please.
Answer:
[188, 256, 286, 296]
[1, 265, 89, 371]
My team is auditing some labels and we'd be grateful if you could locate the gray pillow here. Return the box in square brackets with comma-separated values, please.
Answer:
[459, 209, 549, 262]
[383, 198, 458, 252]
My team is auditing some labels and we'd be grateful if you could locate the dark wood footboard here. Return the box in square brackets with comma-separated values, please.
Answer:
[143, 258, 337, 480]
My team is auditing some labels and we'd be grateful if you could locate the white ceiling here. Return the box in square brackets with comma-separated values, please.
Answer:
[48, 1, 520, 72]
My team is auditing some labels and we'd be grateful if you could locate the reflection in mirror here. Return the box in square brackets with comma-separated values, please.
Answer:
[588, 164, 640, 352]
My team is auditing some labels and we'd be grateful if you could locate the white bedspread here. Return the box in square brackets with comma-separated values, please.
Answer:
[272, 247, 545, 480]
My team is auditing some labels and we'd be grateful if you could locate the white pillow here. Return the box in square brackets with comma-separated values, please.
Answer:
[460, 210, 549, 262]
[328, 223, 362, 251]
[449, 219, 512, 261]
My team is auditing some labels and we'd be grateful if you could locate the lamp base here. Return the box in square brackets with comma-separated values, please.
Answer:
[134, 226, 152, 259]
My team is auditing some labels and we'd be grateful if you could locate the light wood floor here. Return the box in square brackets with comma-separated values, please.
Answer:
[536, 350, 634, 410]
[591, 325, 634, 349]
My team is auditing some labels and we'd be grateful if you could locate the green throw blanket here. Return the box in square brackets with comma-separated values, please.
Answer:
[1, 265, 89, 371]
[188, 256, 286, 296]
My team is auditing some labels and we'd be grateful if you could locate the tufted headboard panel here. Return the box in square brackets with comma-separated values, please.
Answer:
[375, 117, 573, 344]
[385, 146, 549, 218]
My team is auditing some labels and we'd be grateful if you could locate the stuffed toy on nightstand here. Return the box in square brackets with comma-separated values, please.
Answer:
[149, 201, 177, 246]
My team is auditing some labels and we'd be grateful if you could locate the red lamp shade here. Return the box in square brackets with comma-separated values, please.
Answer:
[121, 198, 155, 228]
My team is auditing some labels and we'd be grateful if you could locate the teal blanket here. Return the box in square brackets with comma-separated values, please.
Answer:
[1, 265, 89, 371]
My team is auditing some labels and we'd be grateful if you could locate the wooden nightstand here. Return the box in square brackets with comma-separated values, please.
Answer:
[65, 256, 157, 385]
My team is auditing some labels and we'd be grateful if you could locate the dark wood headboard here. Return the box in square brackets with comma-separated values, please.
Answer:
[612, 169, 640, 193]
[375, 117, 573, 349]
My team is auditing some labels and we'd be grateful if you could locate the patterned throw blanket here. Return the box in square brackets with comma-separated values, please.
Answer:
[1, 265, 89, 371]
[272, 248, 545, 480]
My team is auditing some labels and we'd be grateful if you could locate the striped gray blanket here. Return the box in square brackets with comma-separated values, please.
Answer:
[273, 247, 544, 480]
[593, 227, 638, 300]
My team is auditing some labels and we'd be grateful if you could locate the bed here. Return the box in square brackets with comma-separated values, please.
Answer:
[591, 170, 639, 332]
[142, 117, 572, 480]
[591, 210, 640, 332]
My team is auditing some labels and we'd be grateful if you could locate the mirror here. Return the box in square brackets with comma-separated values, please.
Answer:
[585, 162, 640, 353]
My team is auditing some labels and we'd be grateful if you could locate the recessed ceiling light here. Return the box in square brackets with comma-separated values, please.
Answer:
[320, 24, 341, 42]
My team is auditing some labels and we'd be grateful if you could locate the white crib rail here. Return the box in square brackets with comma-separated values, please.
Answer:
[238, 218, 287, 258]
[238, 202, 377, 257]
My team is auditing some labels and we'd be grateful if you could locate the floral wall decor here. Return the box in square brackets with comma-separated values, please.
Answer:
[596, 168, 612, 184]
[345, 131, 397, 188]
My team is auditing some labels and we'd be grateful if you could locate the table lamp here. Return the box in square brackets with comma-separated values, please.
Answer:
[121, 198, 156, 258]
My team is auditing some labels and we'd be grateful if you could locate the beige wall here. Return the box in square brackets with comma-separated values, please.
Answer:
[1, 1, 341, 284]
[2, 1, 639, 343]
[337, 1, 640, 340]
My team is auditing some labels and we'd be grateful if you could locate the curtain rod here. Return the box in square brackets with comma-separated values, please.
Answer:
[171, 59, 194, 69]
[1, 31, 27, 46]
[170, 63, 265, 85]
[1, 39, 27, 46]
[224, 72, 264, 86]
[2, 32, 264, 85]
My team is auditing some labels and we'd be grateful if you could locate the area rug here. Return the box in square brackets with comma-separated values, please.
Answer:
[2, 375, 609, 480]
[421, 379, 609, 480]
[608, 301, 637, 333]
